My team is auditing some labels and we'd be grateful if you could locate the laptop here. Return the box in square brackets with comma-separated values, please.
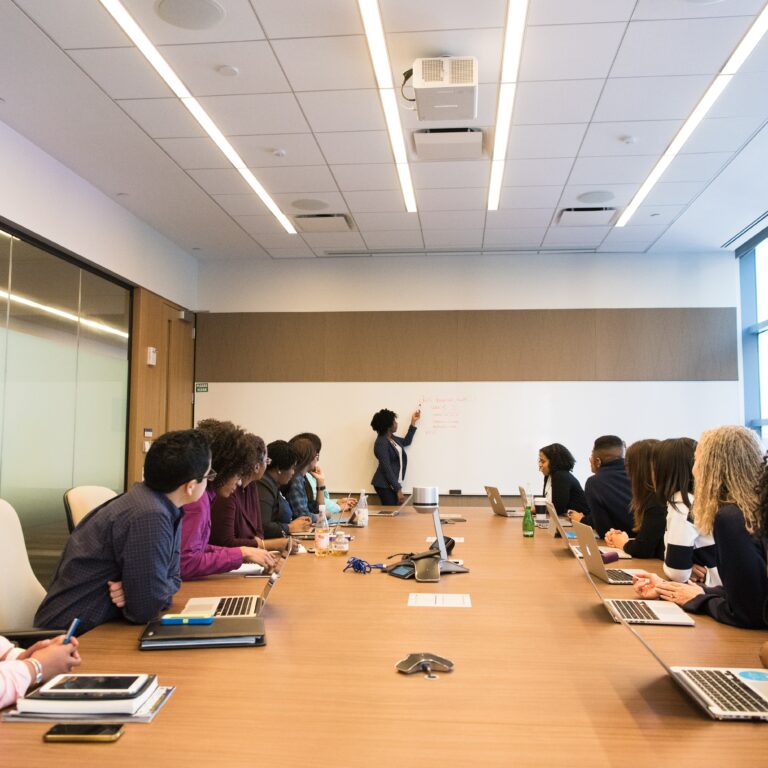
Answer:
[369, 493, 412, 516]
[571, 520, 643, 584]
[575, 545, 694, 626]
[547, 503, 630, 559]
[181, 571, 279, 618]
[619, 600, 768, 719]
[483, 486, 524, 517]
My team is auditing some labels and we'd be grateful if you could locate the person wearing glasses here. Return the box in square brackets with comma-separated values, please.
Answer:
[210, 435, 292, 555]
[35, 429, 213, 635]
[180, 420, 278, 580]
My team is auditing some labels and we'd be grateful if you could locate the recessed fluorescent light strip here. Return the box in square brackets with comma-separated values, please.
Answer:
[616, 3, 768, 227]
[488, 1, 530, 211]
[0, 290, 129, 339]
[358, 0, 417, 212]
[98, 0, 295, 234]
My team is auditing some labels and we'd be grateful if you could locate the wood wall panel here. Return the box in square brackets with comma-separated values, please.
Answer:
[194, 308, 737, 383]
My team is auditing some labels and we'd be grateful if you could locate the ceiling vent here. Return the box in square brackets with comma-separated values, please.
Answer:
[293, 214, 352, 233]
[413, 128, 483, 160]
[412, 57, 478, 121]
[557, 207, 617, 226]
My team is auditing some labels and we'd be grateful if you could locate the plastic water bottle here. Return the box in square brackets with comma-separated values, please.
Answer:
[332, 528, 349, 557]
[356, 490, 368, 527]
[314, 505, 331, 557]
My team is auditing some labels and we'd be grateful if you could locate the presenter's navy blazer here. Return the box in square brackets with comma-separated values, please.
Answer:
[371, 425, 417, 491]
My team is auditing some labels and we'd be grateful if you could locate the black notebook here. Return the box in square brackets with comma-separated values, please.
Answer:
[139, 616, 266, 650]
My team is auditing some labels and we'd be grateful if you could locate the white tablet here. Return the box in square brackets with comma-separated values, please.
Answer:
[39, 674, 149, 697]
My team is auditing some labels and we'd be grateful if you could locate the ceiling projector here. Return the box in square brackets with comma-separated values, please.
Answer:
[412, 57, 478, 121]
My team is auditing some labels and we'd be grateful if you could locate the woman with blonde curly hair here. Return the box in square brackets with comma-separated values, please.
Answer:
[635, 425, 767, 628]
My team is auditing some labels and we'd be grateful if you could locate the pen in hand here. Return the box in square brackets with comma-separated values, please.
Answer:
[63, 617, 80, 644]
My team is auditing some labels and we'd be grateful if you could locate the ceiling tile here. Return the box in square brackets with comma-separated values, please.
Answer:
[482, 228, 547, 248]
[189, 168, 251, 195]
[69, 47, 172, 99]
[485, 208, 555, 228]
[343, 190, 408, 213]
[632, 0, 766, 20]
[601, 225, 667, 243]
[423, 230, 484, 249]
[498, 186, 564, 209]
[214, 194, 270, 216]
[662, 152, 732, 183]
[411, 160, 491, 189]
[249, 0, 363, 38]
[683, 116, 766, 154]
[159, 41, 289, 96]
[643, 180, 707, 206]
[559, 183, 637, 207]
[611, 17, 753, 77]
[542, 226, 610, 246]
[302, 232, 367, 250]
[272, 191, 350, 214]
[623, 204, 684, 228]
[381, 0, 505, 32]
[416, 188, 487, 210]
[593, 75, 710, 122]
[253, 165, 339, 194]
[507, 123, 588, 159]
[331, 164, 399, 192]
[297, 90, 385, 132]
[520, 23, 626, 81]
[315, 131, 393, 165]
[122, 0, 266, 45]
[198, 93, 310, 134]
[386, 28, 504, 85]
[118, 98, 205, 138]
[157, 137, 228, 169]
[231, 134, 325, 167]
[245, 229, 304, 248]
[597, 242, 651, 253]
[272, 36, 375, 91]
[529, 0, 636, 24]
[361, 231, 425, 249]
[580, 120, 682, 157]
[568, 155, 657, 185]
[352, 212, 422, 231]
[419, 210, 486, 230]
[232, 215, 286, 234]
[513, 80, 604, 125]
[267, 246, 316, 259]
[502, 157, 574, 187]
[709, 71, 768, 117]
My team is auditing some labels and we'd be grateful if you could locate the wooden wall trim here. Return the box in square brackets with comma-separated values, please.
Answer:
[194, 308, 737, 383]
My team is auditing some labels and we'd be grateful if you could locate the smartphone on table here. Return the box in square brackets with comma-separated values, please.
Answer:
[43, 723, 124, 742]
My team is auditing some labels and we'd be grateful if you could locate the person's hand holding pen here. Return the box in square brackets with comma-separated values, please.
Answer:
[20, 618, 82, 682]
[411, 409, 421, 426]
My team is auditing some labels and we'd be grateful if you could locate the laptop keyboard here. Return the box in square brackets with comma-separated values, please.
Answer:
[611, 599, 657, 622]
[606, 569, 633, 583]
[215, 596, 255, 617]
[680, 669, 768, 713]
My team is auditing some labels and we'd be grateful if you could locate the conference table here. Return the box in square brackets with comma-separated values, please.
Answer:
[2, 506, 767, 767]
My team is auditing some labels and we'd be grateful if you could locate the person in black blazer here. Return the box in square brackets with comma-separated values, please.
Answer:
[370, 408, 420, 505]
[538, 442, 590, 519]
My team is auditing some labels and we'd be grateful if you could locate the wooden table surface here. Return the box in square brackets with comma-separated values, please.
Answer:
[2, 507, 767, 767]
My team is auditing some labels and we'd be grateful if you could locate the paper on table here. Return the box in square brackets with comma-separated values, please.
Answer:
[408, 593, 472, 608]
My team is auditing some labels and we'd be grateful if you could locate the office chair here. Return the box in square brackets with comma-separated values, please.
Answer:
[63, 485, 116, 532]
[0, 498, 61, 645]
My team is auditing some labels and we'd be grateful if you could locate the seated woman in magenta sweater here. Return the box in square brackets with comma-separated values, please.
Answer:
[180, 420, 276, 580]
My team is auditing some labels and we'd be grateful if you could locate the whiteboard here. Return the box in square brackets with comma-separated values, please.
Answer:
[194, 381, 741, 496]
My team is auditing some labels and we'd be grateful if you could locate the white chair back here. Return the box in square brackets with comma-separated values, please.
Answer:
[0, 499, 46, 629]
[64, 486, 117, 531]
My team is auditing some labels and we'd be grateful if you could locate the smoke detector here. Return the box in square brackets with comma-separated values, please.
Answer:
[412, 57, 478, 121]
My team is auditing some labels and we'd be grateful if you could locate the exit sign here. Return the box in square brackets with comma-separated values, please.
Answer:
[195, 382, 208, 393]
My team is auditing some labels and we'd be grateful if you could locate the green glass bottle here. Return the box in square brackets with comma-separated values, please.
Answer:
[522, 503, 535, 538]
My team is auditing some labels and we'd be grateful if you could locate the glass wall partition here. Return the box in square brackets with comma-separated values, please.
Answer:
[0, 226, 130, 584]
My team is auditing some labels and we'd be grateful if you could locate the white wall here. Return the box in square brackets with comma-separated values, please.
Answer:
[196, 249, 738, 312]
[0, 121, 197, 308]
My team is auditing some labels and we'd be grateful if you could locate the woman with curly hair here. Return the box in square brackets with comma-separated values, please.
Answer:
[634, 426, 767, 628]
[370, 408, 420, 505]
[181, 419, 278, 580]
[605, 439, 665, 559]
[538, 442, 590, 519]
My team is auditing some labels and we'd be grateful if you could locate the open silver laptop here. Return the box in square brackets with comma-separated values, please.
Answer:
[548, 503, 630, 559]
[182, 572, 279, 618]
[619, 599, 768, 719]
[572, 520, 643, 584]
[483, 485, 524, 517]
[575, 542, 694, 626]
[369, 493, 412, 516]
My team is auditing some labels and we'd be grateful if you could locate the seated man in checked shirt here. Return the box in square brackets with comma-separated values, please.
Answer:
[35, 429, 212, 636]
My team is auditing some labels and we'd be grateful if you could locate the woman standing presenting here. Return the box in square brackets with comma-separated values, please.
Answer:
[370, 408, 420, 505]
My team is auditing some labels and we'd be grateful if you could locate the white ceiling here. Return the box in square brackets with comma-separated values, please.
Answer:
[1, 0, 768, 260]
